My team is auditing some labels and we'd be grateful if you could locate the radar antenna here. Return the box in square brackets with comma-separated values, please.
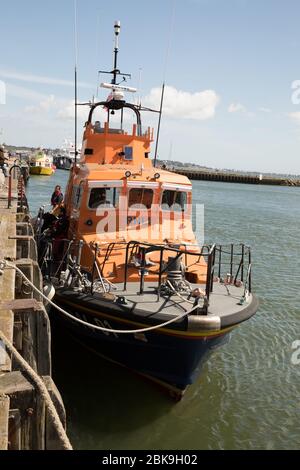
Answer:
[99, 21, 132, 89]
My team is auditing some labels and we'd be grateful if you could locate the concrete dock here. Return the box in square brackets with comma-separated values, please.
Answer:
[0, 168, 70, 450]
[170, 168, 300, 186]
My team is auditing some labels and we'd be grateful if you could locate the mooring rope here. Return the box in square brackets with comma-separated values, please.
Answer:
[0, 329, 73, 450]
[1, 260, 198, 335]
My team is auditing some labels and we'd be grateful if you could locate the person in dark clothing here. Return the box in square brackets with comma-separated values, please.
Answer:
[51, 185, 64, 208]
[42, 212, 57, 233]
[52, 206, 69, 259]
[0, 146, 9, 177]
[52, 207, 69, 237]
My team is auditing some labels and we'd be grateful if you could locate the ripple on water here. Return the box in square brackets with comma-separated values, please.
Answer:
[26, 177, 300, 449]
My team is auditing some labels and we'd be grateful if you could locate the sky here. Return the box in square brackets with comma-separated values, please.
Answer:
[1, 0, 300, 173]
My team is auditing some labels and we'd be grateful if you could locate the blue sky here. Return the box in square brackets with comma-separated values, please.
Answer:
[1, 0, 300, 173]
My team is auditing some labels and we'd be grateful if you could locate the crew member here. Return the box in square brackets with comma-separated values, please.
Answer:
[52, 206, 69, 259]
[51, 185, 64, 214]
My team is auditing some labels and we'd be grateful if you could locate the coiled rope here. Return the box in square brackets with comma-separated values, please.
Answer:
[1, 260, 197, 335]
[0, 329, 72, 450]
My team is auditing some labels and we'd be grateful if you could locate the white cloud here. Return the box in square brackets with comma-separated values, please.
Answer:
[0, 69, 92, 89]
[259, 107, 272, 113]
[39, 95, 57, 111]
[228, 102, 255, 117]
[288, 111, 300, 124]
[6, 83, 49, 102]
[25, 94, 58, 113]
[228, 102, 246, 113]
[143, 85, 220, 120]
[57, 100, 89, 121]
[0, 80, 6, 104]
[24, 94, 86, 119]
[23, 95, 87, 122]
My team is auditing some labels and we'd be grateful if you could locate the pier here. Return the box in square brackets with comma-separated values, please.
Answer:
[170, 168, 300, 186]
[0, 167, 71, 450]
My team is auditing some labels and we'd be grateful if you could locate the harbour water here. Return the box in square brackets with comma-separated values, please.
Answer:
[27, 171, 300, 450]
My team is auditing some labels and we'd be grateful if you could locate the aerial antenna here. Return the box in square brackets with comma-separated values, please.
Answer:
[96, 71, 100, 98]
[137, 67, 142, 106]
[98, 22, 136, 124]
[95, 12, 101, 98]
[153, 83, 165, 168]
[168, 140, 173, 160]
[74, 0, 78, 165]
[99, 22, 131, 90]
[153, 0, 176, 168]
[112, 21, 121, 85]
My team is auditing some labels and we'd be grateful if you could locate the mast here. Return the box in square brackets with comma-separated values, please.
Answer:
[153, 83, 165, 168]
[99, 22, 132, 95]
[74, 66, 78, 164]
[74, 0, 78, 164]
[112, 21, 121, 85]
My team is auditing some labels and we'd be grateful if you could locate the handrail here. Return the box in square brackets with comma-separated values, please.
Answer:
[244, 263, 252, 296]
[37, 228, 252, 303]
[73, 239, 252, 296]
[123, 240, 216, 298]
[87, 100, 143, 136]
[17, 174, 26, 212]
[123, 240, 253, 305]
[205, 244, 216, 300]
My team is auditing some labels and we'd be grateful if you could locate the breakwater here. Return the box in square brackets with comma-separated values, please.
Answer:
[171, 168, 300, 186]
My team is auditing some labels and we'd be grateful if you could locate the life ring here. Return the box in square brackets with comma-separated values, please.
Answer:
[46, 158, 49, 162]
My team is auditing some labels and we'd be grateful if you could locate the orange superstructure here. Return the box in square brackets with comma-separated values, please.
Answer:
[80, 122, 153, 166]
[64, 111, 206, 284]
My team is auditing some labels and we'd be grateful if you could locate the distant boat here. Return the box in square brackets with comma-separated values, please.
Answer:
[29, 149, 54, 176]
[53, 140, 79, 170]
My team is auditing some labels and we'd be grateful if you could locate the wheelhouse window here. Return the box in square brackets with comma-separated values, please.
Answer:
[161, 190, 187, 212]
[128, 188, 153, 209]
[88, 187, 120, 209]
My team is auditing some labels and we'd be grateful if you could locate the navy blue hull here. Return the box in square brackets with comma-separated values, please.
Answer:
[52, 296, 230, 392]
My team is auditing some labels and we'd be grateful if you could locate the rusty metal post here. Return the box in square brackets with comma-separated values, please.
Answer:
[7, 174, 12, 209]
[8, 165, 21, 209]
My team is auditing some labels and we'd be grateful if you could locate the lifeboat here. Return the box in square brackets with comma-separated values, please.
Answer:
[36, 22, 258, 399]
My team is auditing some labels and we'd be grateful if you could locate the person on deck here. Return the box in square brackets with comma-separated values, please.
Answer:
[51, 185, 64, 214]
[0, 146, 9, 177]
[53, 206, 69, 236]
[52, 206, 70, 259]
[0, 146, 5, 163]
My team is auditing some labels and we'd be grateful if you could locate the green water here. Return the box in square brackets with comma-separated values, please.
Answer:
[27, 171, 300, 450]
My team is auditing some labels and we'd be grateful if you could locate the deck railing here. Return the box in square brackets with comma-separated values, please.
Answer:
[122, 240, 252, 303]
[38, 228, 252, 313]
